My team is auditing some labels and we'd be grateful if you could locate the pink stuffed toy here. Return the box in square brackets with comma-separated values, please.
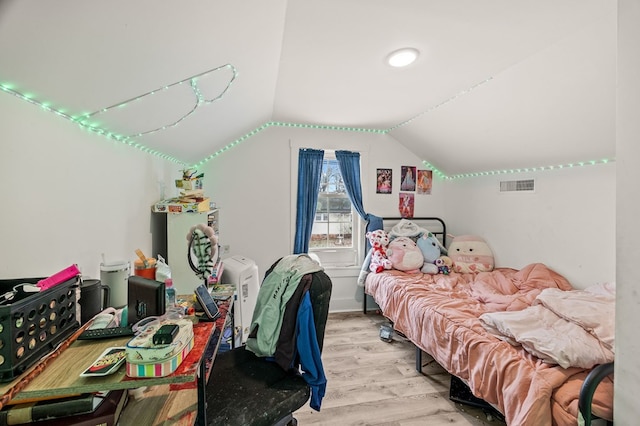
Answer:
[366, 230, 392, 273]
[448, 235, 494, 273]
[386, 237, 424, 274]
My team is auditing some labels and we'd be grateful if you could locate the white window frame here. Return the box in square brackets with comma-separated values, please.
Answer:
[290, 143, 367, 268]
[309, 152, 360, 267]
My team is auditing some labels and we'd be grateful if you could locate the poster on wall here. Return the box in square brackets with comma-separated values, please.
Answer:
[400, 166, 416, 191]
[417, 169, 433, 195]
[399, 192, 414, 218]
[376, 168, 392, 194]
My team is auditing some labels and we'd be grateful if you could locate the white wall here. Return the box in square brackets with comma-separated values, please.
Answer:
[203, 123, 617, 311]
[615, 0, 640, 422]
[443, 164, 616, 288]
[0, 91, 175, 281]
[203, 125, 446, 311]
[0, 70, 618, 308]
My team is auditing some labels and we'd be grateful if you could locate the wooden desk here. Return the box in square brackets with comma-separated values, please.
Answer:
[0, 301, 230, 425]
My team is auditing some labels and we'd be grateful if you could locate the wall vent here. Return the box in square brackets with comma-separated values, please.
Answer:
[499, 179, 535, 193]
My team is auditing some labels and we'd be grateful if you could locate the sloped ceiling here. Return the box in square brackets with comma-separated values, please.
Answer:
[0, 0, 616, 176]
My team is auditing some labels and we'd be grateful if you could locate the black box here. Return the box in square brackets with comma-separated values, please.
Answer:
[127, 276, 165, 325]
[0, 277, 80, 382]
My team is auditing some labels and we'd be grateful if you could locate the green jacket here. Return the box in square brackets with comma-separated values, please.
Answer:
[245, 255, 323, 357]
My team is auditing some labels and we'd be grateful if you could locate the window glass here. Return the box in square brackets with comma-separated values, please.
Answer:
[310, 158, 358, 266]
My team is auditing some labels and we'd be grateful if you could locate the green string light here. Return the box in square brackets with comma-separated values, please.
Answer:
[1, 80, 618, 177]
[385, 77, 494, 133]
[1, 64, 237, 166]
[445, 158, 615, 180]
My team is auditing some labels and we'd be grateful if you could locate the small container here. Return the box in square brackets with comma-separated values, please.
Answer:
[100, 261, 130, 308]
[134, 258, 157, 280]
[165, 278, 176, 307]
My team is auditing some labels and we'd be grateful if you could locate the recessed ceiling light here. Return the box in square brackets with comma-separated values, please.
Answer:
[387, 48, 419, 67]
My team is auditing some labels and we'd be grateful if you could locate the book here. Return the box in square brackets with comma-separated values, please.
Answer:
[0, 393, 95, 425]
[4, 390, 128, 426]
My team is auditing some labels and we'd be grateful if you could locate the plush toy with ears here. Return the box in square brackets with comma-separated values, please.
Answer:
[416, 232, 442, 274]
[366, 229, 392, 273]
[186, 224, 219, 279]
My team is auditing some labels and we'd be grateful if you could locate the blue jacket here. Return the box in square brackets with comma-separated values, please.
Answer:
[296, 291, 326, 411]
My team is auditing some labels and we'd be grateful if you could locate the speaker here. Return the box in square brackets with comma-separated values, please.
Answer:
[127, 275, 166, 325]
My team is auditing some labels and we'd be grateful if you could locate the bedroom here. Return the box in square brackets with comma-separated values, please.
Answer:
[0, 0, 636, 424]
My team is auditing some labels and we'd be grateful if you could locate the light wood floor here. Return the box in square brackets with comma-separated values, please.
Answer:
[293, 311, 507, 426]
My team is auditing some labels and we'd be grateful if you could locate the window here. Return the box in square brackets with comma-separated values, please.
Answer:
[310, 156, 359, 266]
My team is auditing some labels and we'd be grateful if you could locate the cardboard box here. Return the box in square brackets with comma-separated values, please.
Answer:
[152, 197, 210, 213]
[175, 178, 202, 191]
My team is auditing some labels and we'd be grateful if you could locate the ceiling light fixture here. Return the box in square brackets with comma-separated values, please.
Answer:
[387, 48, 419, 67]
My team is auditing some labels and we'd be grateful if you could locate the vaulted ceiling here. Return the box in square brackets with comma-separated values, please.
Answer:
[0, 0, 616, 176]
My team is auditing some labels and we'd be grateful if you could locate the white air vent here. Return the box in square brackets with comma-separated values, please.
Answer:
[499, 179, 535, 192]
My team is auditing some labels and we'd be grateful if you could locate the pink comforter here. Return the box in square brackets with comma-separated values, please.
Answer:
[365, 263, 614, 426]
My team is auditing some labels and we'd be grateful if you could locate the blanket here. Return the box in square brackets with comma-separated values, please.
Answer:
[480, 284, 615, 369]
[365, 264, 614, 426]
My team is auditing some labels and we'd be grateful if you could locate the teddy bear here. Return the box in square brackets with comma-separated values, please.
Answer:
[366, 229, 392, 273]
[186, 223, 219, 279]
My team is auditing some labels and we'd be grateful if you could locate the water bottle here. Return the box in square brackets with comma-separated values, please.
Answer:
[165, 278, 176, 307]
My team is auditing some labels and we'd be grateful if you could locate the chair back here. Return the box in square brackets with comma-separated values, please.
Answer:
[262, 256, 332, 352]
[307, 269, 332, 352]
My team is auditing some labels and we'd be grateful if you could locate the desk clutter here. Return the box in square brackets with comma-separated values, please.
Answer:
[1, 190, 233, 424]
[151, 169, 212, 214]
[0, 257, 233, 425]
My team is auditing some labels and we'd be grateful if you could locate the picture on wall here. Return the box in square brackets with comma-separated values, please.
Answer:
[399, 192, 414, 218]
[376, 168, 392, 194]
[417, 169, 433, 195]
[400, 166, 416, 191]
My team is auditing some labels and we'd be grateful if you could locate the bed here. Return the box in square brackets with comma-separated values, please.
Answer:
[361, 217, 614, 426]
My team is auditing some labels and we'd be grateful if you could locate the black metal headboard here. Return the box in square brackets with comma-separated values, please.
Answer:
[363, 217, 447, 313]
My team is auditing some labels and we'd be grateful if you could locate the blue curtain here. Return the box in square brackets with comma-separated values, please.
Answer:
[293, 149, 324, 254]
[335, 150, 382, 250]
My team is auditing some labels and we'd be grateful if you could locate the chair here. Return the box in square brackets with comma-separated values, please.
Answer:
[205, 257, 332, 426]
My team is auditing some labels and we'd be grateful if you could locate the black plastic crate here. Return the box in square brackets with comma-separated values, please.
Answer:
[0, 276, 80, 382]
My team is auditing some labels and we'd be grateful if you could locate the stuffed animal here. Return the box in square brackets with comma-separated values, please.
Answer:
[448, 235, 494, 273]
[186, 223, 219, 279]
[435, 256, 452, 275]
[416, 232, 442, 274]
[386, 237, 424, 274]
[366, 230, 392, 273]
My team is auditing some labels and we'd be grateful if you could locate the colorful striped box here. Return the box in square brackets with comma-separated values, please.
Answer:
[125, 334, 194, 378]
[126, 319, 193, 363]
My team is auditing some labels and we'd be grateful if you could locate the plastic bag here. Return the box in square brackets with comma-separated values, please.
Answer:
[155, 255, 172, 283]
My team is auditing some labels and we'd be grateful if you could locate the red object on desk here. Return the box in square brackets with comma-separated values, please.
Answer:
[169, 301, 230, 391]
[37, 264, 80, 291]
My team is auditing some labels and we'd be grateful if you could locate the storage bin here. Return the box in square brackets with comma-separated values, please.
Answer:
[0, 276, 80, 382]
